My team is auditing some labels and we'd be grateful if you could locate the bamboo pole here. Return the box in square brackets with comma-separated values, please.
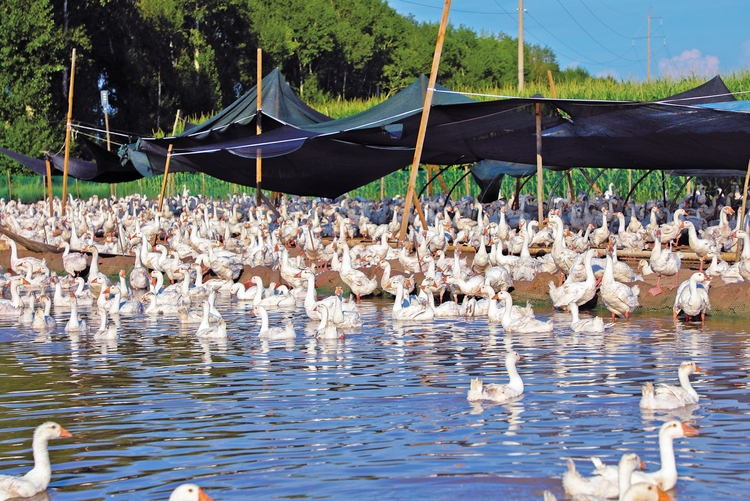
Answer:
[45, 157, 53, 217]
[399, 0, 451, 243]
[464, 165, 470, 197]
[380, 176, 385, 200]
[535, 103, 544, 221]
[7, 171, 10, 200]
[61, 48, 76, 215]
[256, 48, 263, 205]
[427, 165, 434, 197]
[105, 102, 114, 198]
[158, 144, 174, 213]
[735, 158, 750, 261]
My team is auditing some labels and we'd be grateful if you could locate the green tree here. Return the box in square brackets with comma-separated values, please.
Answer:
[0, 0, 68, 173]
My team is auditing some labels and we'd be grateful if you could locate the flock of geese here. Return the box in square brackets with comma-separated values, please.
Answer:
[0, 185, 732, 499]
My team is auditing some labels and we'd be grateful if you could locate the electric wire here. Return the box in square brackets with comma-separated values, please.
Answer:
[578, 0, 632, 39]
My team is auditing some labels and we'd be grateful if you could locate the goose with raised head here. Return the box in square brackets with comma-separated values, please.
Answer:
[548, 249, 598, 309]
[4, 237, 45, 274]
[467, 351, 524, 402]
[593, 420, 698, 492]
[562, 453, 647, 500]
[253, 305, 295, 340]
[640, 361, 701, 410]
[94, 310, 118, 340]
[31, 296, 57, 331]
[672, 272, 710, 323]
[682, 220, 719, 272]
[0, 421, 72, 501]
[313, 304, 342, 339]
[338, 241, 378, 303]
[65, 294, 88, 332]
[251, 276, 295, 308]
[196, 314, 227, 339]
[648, 229, 682, 296]
[569, 301, 613, 333]
[169, 483, 213, 501]
[496, 291, 553, 333]
[0, 278, 27, 316]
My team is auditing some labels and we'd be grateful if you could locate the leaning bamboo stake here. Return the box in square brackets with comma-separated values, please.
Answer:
[61, 48, 76, 215]
[735, 158, 750, 261]
[399, 0, 451, 243]
[157, 144, 174, 213]
[45, 157, 53, 217]
[256, 48, 263, 205]
[535, 103, 544, 221]
[7, 171, 10, 200]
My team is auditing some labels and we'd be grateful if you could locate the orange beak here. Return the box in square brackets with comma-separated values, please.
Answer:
[198, 488, 213, 501]
[656, 486, 672, 501]
[58, 426, 73, 438]
[681, 423, 699, 437]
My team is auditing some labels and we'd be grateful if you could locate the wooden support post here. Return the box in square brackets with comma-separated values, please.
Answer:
[45, 157, 53, 217]
[535, 103, 544, 221]
[427, 165, 434, 197]
[380, 176, 385, 200]
[436, 168, 449, 195]
[7, 171, 10, 201]
[464, 165, 470, 198]
[398, 0, 451, 243]
[61, 48, 76, 215]
[75, 179, 80, 199]
[158, 144, 174, 213]
[202, 173, 206, 196]
[256, 48, 263, 205]
[735, 158, 750, 262]
[578, 168, 602, 196]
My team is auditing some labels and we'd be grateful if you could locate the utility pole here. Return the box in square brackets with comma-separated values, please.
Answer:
[518, 0, 524, 92]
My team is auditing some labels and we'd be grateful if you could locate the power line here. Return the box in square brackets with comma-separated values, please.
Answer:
[391, 0, 507, 17]
[579, 0, 633, 39]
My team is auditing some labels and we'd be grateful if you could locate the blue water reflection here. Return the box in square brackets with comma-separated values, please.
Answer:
[0, 297, 747, 500]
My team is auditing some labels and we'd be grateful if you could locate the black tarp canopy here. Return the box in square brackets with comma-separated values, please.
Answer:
[3, 74, 750, 199]
[123, 75, 750, 198]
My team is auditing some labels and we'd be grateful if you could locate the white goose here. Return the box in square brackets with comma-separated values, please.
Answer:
[313, 304, 342, 339]
[593, 420, 698, 492]
[65, 295, 88, 332]
[496, 291, 553, 333]
[648, 229, 682, 296]
[467, 351, 524, 403]
[195, 308, 227, 339]
[546, 483, 671, 501]
[562, 452, 647, 500]
[600, 250, 640, 321]
[0, 421, 72, 501]
[31, 296, 57, 331]
[169, 483, 213, 501]
[548, 248, 598, 308]
[94, 310, 119, 340]
[0, 278, 27, 316]
[672, 272, 710, 323]
[59, 241, 88, 276]
[569, 301, 613, 333]
[640, 361, 701, 410]
[251, 276, 295, 308]
[253, 305, 295, 340]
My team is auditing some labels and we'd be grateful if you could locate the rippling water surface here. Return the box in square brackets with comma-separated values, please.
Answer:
[0, 294, 748, 500]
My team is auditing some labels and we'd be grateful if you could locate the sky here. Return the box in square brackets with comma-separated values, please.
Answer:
[386, 0, 750, 82]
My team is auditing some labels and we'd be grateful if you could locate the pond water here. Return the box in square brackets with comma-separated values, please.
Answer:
[0, 294, 748, 500]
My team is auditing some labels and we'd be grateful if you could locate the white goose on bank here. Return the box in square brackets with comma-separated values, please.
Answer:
[672, 272, 710, 323]
[600, 250, 640, 321]
[548, 249, 598, 309]
[592, 420, 698, 492]
[59, 241, 88, 276]
[467, 351, 524, 403]
[0, 421, 72, 501]
[640, 361, 702, 410]
[169, 483, 213, 501]
[563, 452, 646, 500]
